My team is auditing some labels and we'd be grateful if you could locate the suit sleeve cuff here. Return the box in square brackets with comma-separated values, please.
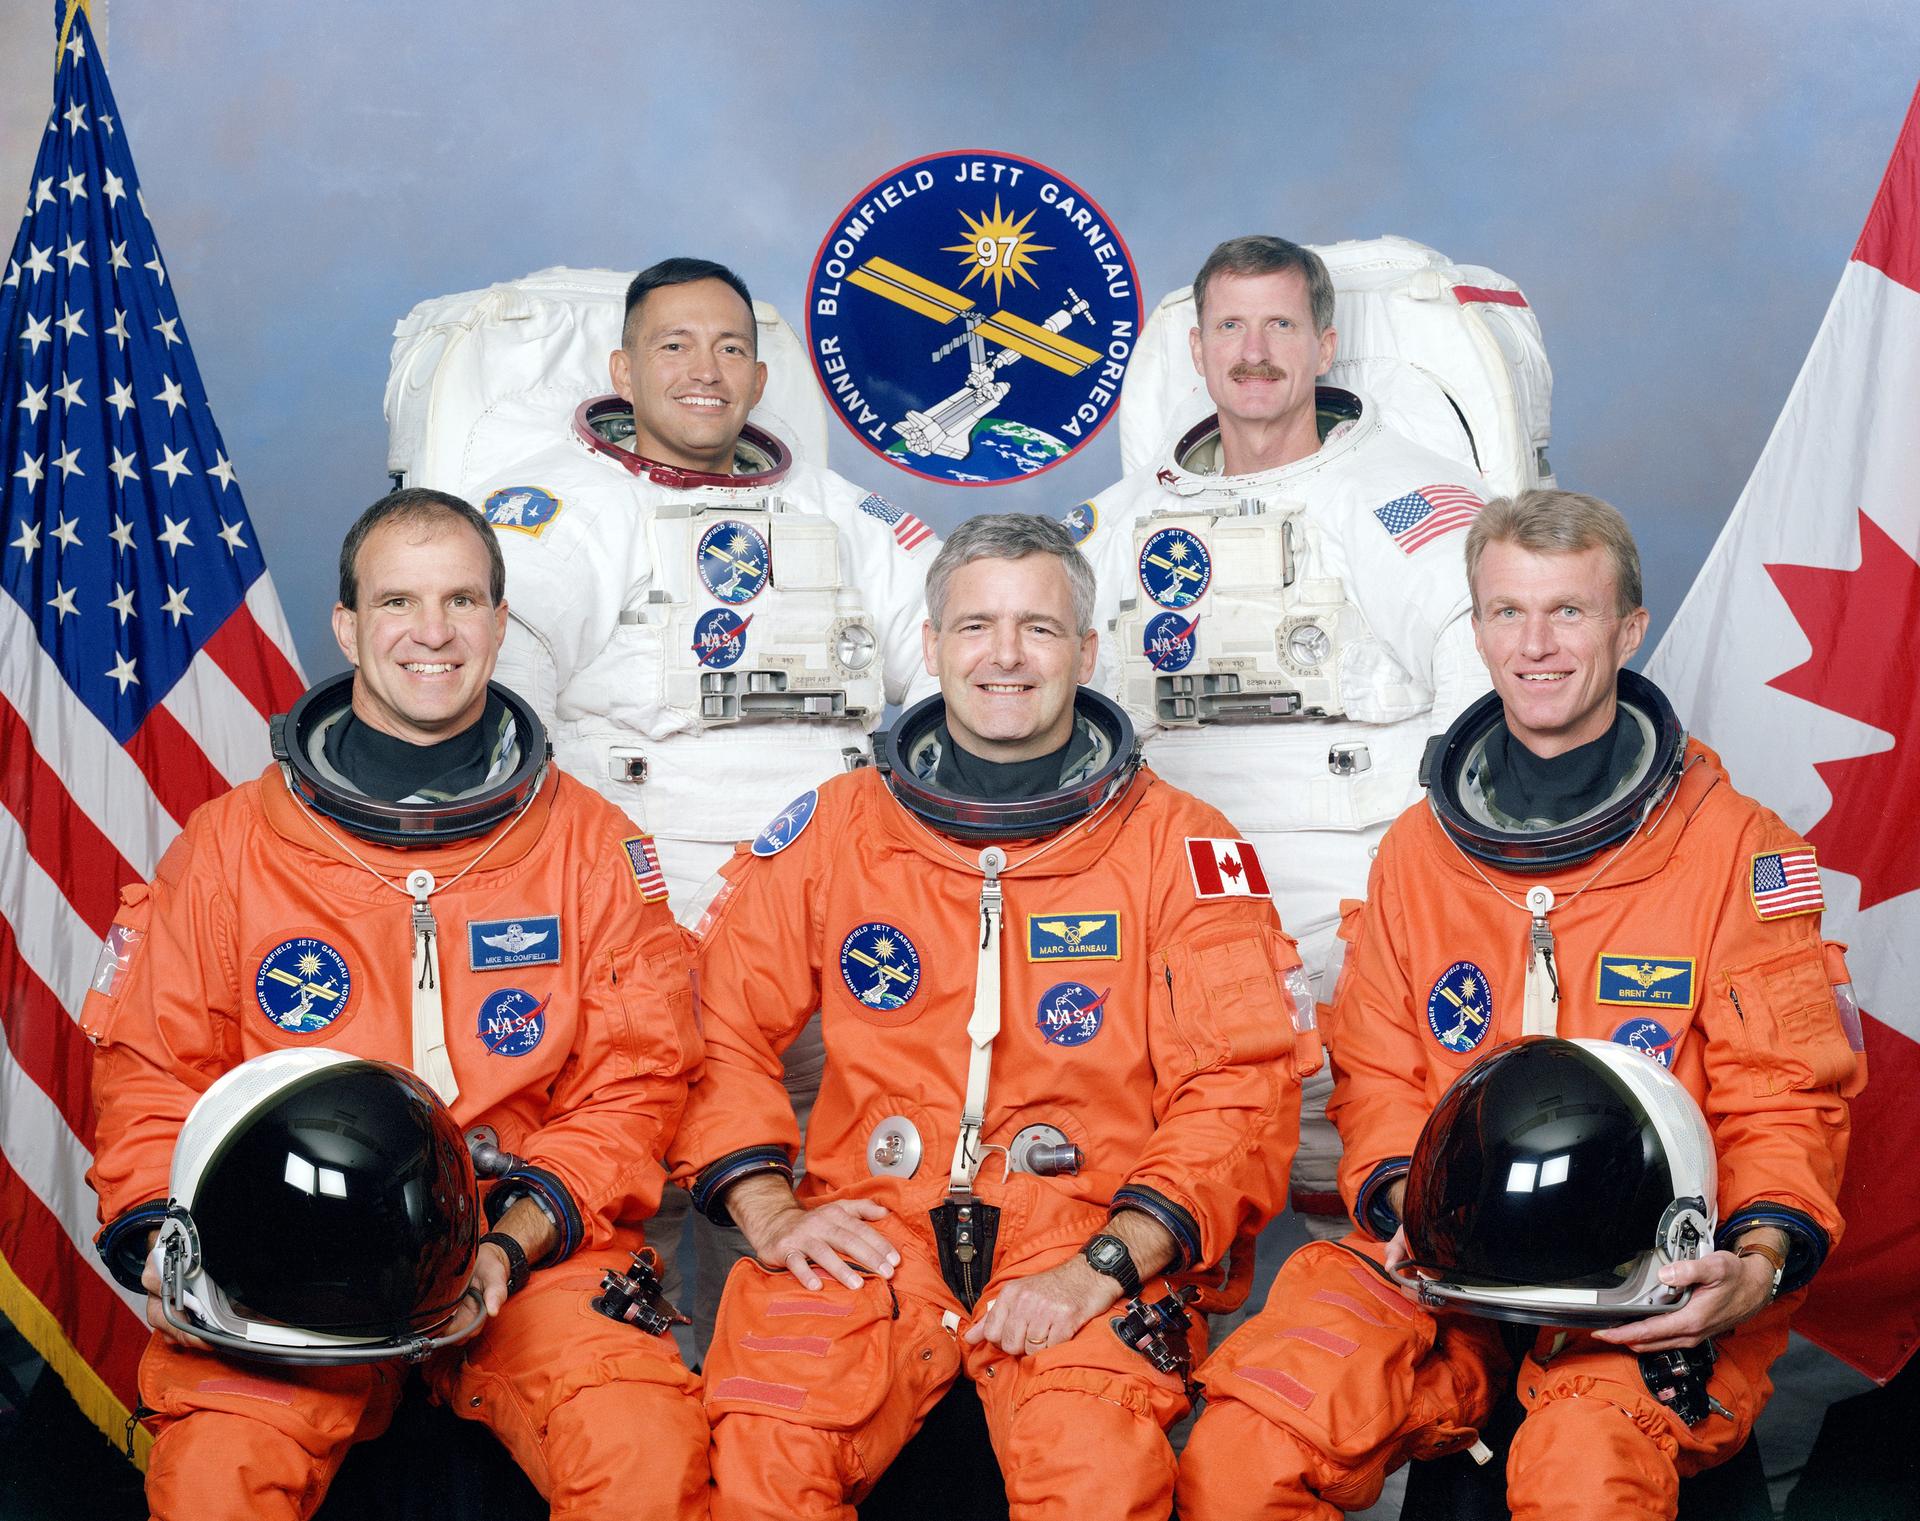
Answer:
[96, 1200, 169, 1294]
[693, 1146, 793, 1227]
[1720, 1204, 1830, 1295]
[1355, 1158, 1412, 1242]
[1111, 1185, 1201, 1273]
[487, 1166, 582, 1267]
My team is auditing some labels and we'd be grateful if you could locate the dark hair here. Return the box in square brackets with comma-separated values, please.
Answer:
[1192, 235, 1336, 334]
[337, 488, 505, 610]
[621, 257, 757, 352]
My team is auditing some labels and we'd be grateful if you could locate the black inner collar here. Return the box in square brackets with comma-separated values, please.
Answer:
[932, 720, 1093, 801]
[1482, 708, 1639, 826]
[324, 692, 507, 803]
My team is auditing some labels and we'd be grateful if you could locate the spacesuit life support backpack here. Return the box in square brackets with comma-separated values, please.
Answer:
[1118, 234, 1555, 500]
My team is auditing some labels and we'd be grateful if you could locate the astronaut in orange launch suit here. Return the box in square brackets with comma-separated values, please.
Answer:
[671, 514, 1317, 1521]
[86, 490, 710, 1521]
[1177, 488, 1863, 1521]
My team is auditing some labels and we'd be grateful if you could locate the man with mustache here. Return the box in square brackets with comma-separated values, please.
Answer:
[1071, 236, 1492, 1255]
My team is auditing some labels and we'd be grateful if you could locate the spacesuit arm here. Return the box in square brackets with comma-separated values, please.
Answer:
[1343, 481, 1485, 731]
[824, 477, 941, 708]
[1695, 814, 1858, 1293]
[86, 817, 246, 1233]
[489, 517, 640, 721]
[1128, 871, 1302, 1272]
[504, 806, 703, 1258]
[669, 834, 826, 1213]
[1324, 841, 1437, 1238]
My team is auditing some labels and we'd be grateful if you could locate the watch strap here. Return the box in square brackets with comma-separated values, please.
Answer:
[1735, 1238, 1786, 1300]
[479, 1231, 530, 1296]
[1083, 1232, 1141, 1299]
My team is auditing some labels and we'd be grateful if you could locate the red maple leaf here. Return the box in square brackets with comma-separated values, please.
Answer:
[1219, 851, 1243, 882]
[1765, 511, 1920, 909]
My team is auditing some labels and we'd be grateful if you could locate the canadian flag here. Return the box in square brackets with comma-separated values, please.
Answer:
[1646, 81, 1920, 1382]
[1185, 837, 1272, 900]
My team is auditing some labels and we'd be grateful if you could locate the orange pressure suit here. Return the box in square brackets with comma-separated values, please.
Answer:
[86, 763, 709, 1521]
[1178, 741, 1862, 1521]
[670, 763, 1312, 1521]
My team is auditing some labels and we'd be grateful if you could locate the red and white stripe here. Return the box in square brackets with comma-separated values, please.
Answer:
[1751, 848, 1825, 918]
[892, 512, 934, 553]
[0, 578, 304, 1430]
[1185, 837, 1272, 899]
[1397, 485, 1485, 554]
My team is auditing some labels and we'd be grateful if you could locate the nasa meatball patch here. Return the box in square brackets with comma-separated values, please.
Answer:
[255, 937, 352, 1034]
[483, 486, 561, 537]
[1425, 961, 1492, 1054]
[839, 922, 921, 1012]
[806, 150, 1139, 485]
[1143, 610, 1199, 672]
[1035, 981, 1107, 1047]
[477, 988, 549, 1058]
[692, 608, 750, 670]
[1610, 1016, 1681, 1068]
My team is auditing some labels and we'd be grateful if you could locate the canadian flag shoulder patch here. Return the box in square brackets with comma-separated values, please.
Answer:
[1185, 837, 1271, 900]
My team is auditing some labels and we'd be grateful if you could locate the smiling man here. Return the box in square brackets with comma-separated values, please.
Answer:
[1072, 236, 1495, 1247]
[468, 256, 939, 1340]
[670, 515, 1317, 1521]
[1177, 489, 1862, 1521]
[86, 489, 710, 1520]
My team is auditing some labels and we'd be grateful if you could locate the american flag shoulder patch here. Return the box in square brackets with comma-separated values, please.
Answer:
[857, 492, 933, 552]
[621, 835, 670, 903]
[1372, 483, 1485, 555]
[1749, 847, 1823, 920]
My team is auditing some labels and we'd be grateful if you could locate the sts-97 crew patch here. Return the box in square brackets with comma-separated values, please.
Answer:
[840, 922, 921, 1011]
[697, 521, 770, 604]
[1138, 527, 1211, 608]
[1426, 961, 1492, 1054]
[807, 150, 1139, 485]
[255, 937, 351, 1034]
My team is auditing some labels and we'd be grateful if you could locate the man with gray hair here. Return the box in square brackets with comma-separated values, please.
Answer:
[670, 513, 1315, 1519]
[1071, 234, 1494, 1246]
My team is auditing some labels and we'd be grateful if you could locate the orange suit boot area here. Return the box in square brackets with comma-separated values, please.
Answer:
[671, 763, 1312, 1521]
[83, 761, 710, 1521]
[1177, 738, 1863, 1521]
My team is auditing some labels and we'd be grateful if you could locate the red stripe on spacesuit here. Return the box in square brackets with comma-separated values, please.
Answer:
[1451, 285, 1528, 307]
[1310, 1288, 1395, 1328]
[1280, 1325, 1360, 1357]
[1234, 1366, 1316, 1411]
[740, 1333, 833, 1358]
[765, 1297, 853, 1318]
[1346, 1265, 1419, 1320]
[710, 1375, 809, 1410]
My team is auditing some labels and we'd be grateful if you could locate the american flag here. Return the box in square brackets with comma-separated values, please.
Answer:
[0, 3, 305, 1454]
[1750, 847, 1824, 920]
[622, 835, 670, 903]
[857, 491, 933, 552]
[1372, 483, 1484, 555]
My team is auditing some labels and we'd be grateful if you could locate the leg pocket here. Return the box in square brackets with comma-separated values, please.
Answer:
[703, 1261, 904, 1430]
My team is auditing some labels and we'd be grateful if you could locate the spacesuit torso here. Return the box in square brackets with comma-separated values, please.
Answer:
[478, 401, 938, 855]
[1078, 387, 1488, 840]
